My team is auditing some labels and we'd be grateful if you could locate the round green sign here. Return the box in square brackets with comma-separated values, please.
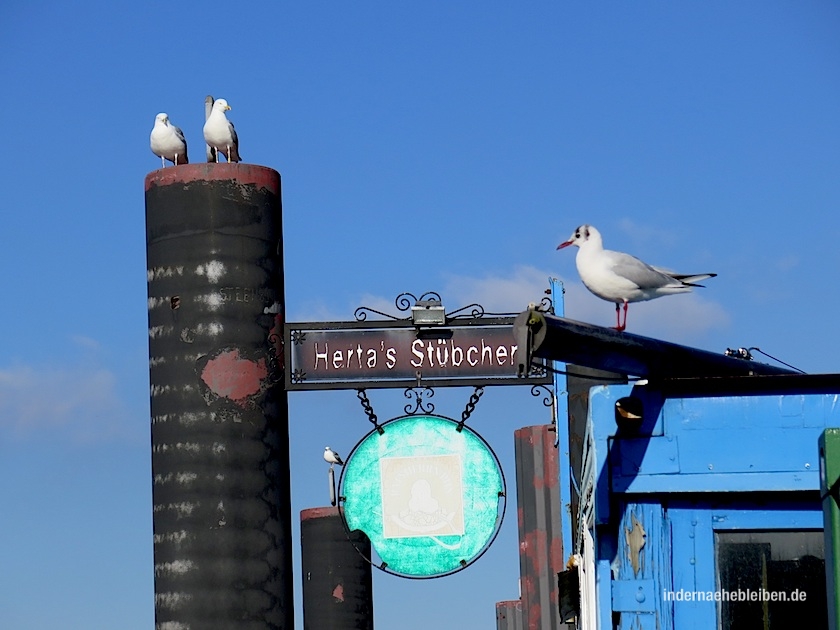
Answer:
[338, 414, 505, 578]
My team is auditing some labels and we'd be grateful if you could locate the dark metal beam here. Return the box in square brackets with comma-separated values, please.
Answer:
[514, 310, 796, 380]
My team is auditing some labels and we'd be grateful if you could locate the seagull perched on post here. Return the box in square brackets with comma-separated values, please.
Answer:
[557, 224, 716, 332]
[324, 446, 344, 466]
[150, 113, 188, 167]
[203, 98, 241, 163]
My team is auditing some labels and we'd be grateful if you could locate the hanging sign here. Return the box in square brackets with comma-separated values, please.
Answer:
[338, 414, 505, 578]
[284, 318, 551, 390]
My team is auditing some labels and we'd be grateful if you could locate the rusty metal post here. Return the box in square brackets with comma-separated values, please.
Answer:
[514, 425, 566, 630]
[145, 163, 291, 629]
[496, 600, 525, 630]
[300, 507, 373, 630]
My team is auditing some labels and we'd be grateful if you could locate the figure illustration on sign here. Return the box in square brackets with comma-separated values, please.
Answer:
[381, 454, 466, 548]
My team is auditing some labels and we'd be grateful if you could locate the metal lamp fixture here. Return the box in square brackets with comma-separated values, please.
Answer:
[411, 299, 446, 326]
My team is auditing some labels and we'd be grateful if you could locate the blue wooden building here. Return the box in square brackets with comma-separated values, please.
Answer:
[576, 377, 834, 629]
[513, 302, 837, 629]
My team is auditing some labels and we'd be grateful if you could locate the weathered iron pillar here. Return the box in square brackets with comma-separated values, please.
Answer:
[496, 425, 570, 630]
[514, 425, 565, 630]
[145, 163, 292, 629]
[300, 507, 373, 630]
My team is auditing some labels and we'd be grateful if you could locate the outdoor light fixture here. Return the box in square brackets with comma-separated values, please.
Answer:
[411, 299, 446, 326]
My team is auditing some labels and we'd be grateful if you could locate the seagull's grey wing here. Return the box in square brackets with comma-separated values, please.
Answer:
[609, 252, 676, 289]
[172, 124, 187, 145]
[173, 125, 189, 163]
[228, 121, 241, 162]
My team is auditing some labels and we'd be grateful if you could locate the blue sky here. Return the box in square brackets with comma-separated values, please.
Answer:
[2, 2, 840, 628]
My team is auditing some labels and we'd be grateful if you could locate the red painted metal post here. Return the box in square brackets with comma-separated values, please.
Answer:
[514, 425, 566, 630]
[145, 163, 292, 628]
[300, 507, 373, 630]
[496, 600, 525, 630]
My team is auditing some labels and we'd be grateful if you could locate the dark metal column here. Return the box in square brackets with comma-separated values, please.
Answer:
[145, 163, 292, 629]
[514, 425, 566, 630]
[300, 507, 373, 630]
[496, 600, 525, 630]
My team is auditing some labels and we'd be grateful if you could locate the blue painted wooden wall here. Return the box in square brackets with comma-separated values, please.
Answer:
[583, 383, 839, 629]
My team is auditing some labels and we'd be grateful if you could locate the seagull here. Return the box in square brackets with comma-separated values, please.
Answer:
[203, 98, 241, 163]
[324, 446, 344, 466]
[150, 113, 189, 167]
[557, 224, 716, 332]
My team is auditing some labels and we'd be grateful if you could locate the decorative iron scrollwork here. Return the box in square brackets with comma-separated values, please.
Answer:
[355, 291, 444, 321]
[530, 384, 553, 407]
[529, 362, 548, 378]
[403, 386, 435, 415]
[445, 303, 486, 319]
[266, 331, 284, 385]
[353, 291, 526, 322]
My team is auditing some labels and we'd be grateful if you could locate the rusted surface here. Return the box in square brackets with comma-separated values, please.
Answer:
[145, 162, 279, 192]
[300, 507, 373, 630]
[514, 425, 566, 630]
[198, 348, 269, 407]
[496, 600, 525, 630]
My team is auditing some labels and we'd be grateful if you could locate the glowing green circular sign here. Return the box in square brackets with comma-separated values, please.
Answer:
[339, 414, 505, 578]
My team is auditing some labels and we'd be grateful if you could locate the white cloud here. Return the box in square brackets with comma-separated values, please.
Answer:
[0, 360, 126, 442]
[442, 265, 555, 314]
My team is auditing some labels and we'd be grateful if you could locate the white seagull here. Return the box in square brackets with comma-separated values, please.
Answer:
[557, 224, 716, 332]
[324, 446, 344, 466]
[150, 113, 189, 167]
[203, 98, 241, 163]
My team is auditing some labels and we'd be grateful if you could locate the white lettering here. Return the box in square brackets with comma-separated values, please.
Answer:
[436, 341, 449, 367]
[452, 345, 464, 366]
[410, 339, 424, 367]
[314, 343, 329, 369]
[481, 339, 492, 365]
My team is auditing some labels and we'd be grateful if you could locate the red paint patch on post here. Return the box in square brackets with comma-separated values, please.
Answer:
[200, 349, 268, 406]
[332, 584, 344, 602]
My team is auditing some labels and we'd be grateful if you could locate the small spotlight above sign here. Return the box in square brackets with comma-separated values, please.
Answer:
[411, 299, 446, 326]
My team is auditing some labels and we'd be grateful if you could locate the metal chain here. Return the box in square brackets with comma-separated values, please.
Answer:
[356, 389, 384, 434]
[456, 386, 485, 432]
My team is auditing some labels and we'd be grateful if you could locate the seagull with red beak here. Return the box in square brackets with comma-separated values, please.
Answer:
[557, 224, 716, 332]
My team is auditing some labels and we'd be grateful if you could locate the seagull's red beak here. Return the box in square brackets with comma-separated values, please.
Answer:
[557, 241, 572, 250]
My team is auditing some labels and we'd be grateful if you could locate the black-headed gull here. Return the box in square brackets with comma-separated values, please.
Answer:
[557, 224, 716, 331]
[150, 113, 189, 167]
[203, 98, 241, 163]
[323, 446, 344, 466]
